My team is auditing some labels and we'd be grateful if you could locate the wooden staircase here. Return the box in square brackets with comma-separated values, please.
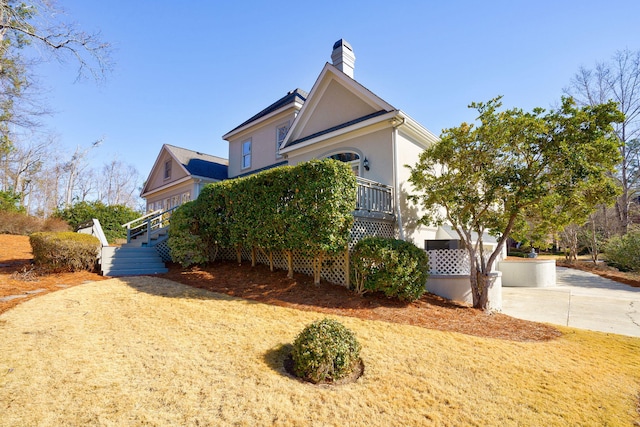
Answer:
[98, 208, 176, 277]
[101, 245, 168, 276]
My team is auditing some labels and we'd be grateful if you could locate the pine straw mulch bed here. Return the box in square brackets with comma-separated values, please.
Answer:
[158, 261, 562, 342]
[13, 233, 634, 343]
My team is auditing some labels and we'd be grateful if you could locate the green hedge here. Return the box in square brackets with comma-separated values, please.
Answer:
[29, 232, 100, 272]
[169, 159, 357, 282]
[351, 237, 429, 301]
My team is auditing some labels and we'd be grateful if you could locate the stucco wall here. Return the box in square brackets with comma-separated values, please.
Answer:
[297, 80, 377, 140]
[394, 129, 438, 246]
[146, 152, 189, 194]
[286, 128, 394, 186]
[227, 112, 296, 178]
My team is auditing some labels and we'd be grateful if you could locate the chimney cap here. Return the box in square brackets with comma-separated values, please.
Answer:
[333, 39, 353, 51]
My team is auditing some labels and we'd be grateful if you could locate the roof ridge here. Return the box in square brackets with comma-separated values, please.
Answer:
[223, 88, 307, 138]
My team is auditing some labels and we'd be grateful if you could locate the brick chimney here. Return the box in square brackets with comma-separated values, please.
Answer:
[331, 39, 355, 78]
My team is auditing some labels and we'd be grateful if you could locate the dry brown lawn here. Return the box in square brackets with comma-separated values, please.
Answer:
[1, 235, 640, 425]
[0, 277, 639, 426]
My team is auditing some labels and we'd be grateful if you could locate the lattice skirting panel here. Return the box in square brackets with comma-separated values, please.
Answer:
[155, 240, 172, 262]
[162, 217, 398, 287]
[216, 247, 349, 286]
[350, 217, 396, 247]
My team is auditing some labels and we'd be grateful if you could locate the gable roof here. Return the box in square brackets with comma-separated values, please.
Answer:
[165, 144, 228, 180]
[280, 63, 397, 151]
[223, 88, 307, 140]
[141, 144, 228, 197]
[280, 63, 438, 153]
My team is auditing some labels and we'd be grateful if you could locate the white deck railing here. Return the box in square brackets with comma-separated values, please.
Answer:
[355, 177, 393, 215]
[122, 206, 178, 244]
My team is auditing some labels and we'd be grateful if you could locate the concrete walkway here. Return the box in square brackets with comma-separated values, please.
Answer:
[501, 267, 640, 337]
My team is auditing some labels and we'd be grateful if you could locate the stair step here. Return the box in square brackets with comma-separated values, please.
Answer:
[104, 267, 169, 277]
[100, 245, 167, 277]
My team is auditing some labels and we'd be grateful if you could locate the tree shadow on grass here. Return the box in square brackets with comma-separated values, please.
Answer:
[118, 275, 263, 306]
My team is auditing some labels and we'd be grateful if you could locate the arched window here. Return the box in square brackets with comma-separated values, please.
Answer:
[327, 152, 361, 176]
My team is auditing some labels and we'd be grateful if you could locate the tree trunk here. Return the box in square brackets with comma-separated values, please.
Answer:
[470, 269, 491, 311]
[236, 246, 242, 265]
[286, 251, 293, 279]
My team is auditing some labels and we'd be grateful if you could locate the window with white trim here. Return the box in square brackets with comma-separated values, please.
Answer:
[242, 140, 251, 169]
[276, 123, 289, 158]
[164, 160, 172, 179]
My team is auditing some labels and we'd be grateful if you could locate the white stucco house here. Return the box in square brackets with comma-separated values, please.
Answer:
[221, 39, 447, 249]
[141, 144, 228, 213]
[135, 40, 503, 307]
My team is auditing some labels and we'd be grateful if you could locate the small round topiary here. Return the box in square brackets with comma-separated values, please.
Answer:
[291, 318, 361, 384]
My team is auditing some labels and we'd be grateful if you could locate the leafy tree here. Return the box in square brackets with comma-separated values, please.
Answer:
[408, 97, 622, 310]
[0, 188, 23, 212]
[564, 49, 640, 234]
[0, 1, 112, 214]
[54, 200, 141, 243]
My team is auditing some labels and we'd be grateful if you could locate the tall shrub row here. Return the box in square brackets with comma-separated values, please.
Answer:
[169, 159, 357, 283]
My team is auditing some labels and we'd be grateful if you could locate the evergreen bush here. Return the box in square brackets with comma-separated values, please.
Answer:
[168, 201, 209, 267]
[291, 318, 361, 384]
[604, 231, 640, 272]
[54, 201, 141, 243]
[351, 237, 429, 301]
[29, 232, 100, 272]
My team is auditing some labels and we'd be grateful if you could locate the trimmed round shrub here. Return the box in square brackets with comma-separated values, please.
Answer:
[291, 318, 361, 384]
[350, 237, 429, 301]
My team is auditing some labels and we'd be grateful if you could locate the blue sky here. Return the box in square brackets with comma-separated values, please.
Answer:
[35, 0, 640, 183]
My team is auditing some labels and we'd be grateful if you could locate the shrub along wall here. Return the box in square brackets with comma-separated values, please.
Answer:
[350, 237, 429, 302]
[169, 159, 357, 284]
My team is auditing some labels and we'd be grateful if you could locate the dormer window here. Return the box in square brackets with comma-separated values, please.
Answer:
[242, 140, 252, 169]
[164, 160, 172, 180]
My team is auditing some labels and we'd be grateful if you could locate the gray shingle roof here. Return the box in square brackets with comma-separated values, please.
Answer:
[165, 144, 228, 180]
[225, 88, 307, 137]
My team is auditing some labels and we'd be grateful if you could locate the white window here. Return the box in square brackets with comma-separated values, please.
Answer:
[171, 195, 180, 208]
[242, 140, 251, 169]
[181, 192, 191, 203]
[164, 160, 172, 179]
[276, 123, 289, 158]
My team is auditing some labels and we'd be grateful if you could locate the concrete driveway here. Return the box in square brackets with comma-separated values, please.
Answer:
[501, 267, 640, 337]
